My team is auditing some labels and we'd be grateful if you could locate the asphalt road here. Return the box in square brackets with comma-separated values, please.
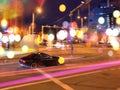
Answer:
[1, 60, 120, 90]
[1, 44, 120, 90]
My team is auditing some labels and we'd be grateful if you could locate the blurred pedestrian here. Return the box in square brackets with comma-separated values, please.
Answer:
[71, 44, 74, 56]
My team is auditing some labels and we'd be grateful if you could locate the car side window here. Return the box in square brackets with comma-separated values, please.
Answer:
[27, 54, 35, 59]
[34, 54, 40, 59]
[40, 53, 49, 58]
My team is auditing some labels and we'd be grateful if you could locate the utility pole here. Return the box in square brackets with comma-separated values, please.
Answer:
[107, 0, 110, 7]
[31, 13, 35, 34]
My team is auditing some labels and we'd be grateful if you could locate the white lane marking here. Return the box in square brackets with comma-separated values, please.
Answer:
[36, 68, 74, 90]
[65, 56, 83, 60]
[0, 68, 104, 90]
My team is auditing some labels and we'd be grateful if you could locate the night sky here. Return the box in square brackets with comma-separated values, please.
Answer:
[23, 0, 90, 27]
[23, 0, 110, 28]
[0, 0, 117, 27]
[0, 0, 118, 34]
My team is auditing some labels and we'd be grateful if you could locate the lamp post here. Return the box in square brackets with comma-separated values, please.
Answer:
[31, 7, 42, 34]
[77, 16, 87, 28]
[107, 0, 110, 7]
[31, 13, 35, 34]
[69, 12, 74, 56]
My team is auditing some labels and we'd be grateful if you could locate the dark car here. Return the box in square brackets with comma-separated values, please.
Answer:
[19, 52, 65, 68]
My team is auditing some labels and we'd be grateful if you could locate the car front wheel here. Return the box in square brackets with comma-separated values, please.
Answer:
[31, 63, 38, 68]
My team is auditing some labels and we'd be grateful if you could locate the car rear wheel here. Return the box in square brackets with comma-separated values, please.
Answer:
[31, 63, 38, 68]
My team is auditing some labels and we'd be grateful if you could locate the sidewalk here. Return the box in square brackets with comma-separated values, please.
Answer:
[0, 48, 36, 63]
[0, 48, 35, 56]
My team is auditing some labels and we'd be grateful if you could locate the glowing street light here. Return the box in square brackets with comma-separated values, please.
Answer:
[77, 12, 87, 28]
[36, 7, 42, 14]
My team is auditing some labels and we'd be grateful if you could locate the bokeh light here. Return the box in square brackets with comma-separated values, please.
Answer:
[62, 21, 69, 28]
[48, 34, 54, 41]
[106, 28, 113, 36]
[98, 48, 103, 53]
[113, 10, 120, 18]
[14, 34, 21, 42]
[59, 4, 66, 12]
[13, 26, 19, 34]
[116, 17, 120, 25]
[0, 47, 5, 55]
[22, 45, 29, 52]
[9, 34, 15, 42]
[58, 57, 65, 64]
[76, 30, 84, 40]
[71, 21, 77, 28]
[69, 28, 76, 37]
[7, 51, 15, 59]
[35, 37, 41, 45]
[110, 38, 119, 51]
[2, 36, 9, 43]
[108, 50, 114, 57]
[98, 17, 105, 24]
[57, 30, 68, 40]
[1, 19, 8, 29]
[112, 28, 119, 36]
[36, 7, 42, 14]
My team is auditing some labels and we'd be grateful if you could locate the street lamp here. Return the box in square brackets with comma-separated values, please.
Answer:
[77, 16, 87, 28]
[31, 7, 42, 34]
[77, 9, 88, 28]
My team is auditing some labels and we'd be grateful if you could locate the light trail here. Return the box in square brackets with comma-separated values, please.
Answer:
[1, 59, 120, 88]
[1, 69, 101, 90]
[0, 64, 86, 77]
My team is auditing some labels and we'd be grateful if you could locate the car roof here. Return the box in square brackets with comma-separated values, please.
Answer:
[36, 52, 48, 55]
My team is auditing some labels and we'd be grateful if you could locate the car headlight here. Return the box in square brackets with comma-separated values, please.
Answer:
[58, 57, 65, 64]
